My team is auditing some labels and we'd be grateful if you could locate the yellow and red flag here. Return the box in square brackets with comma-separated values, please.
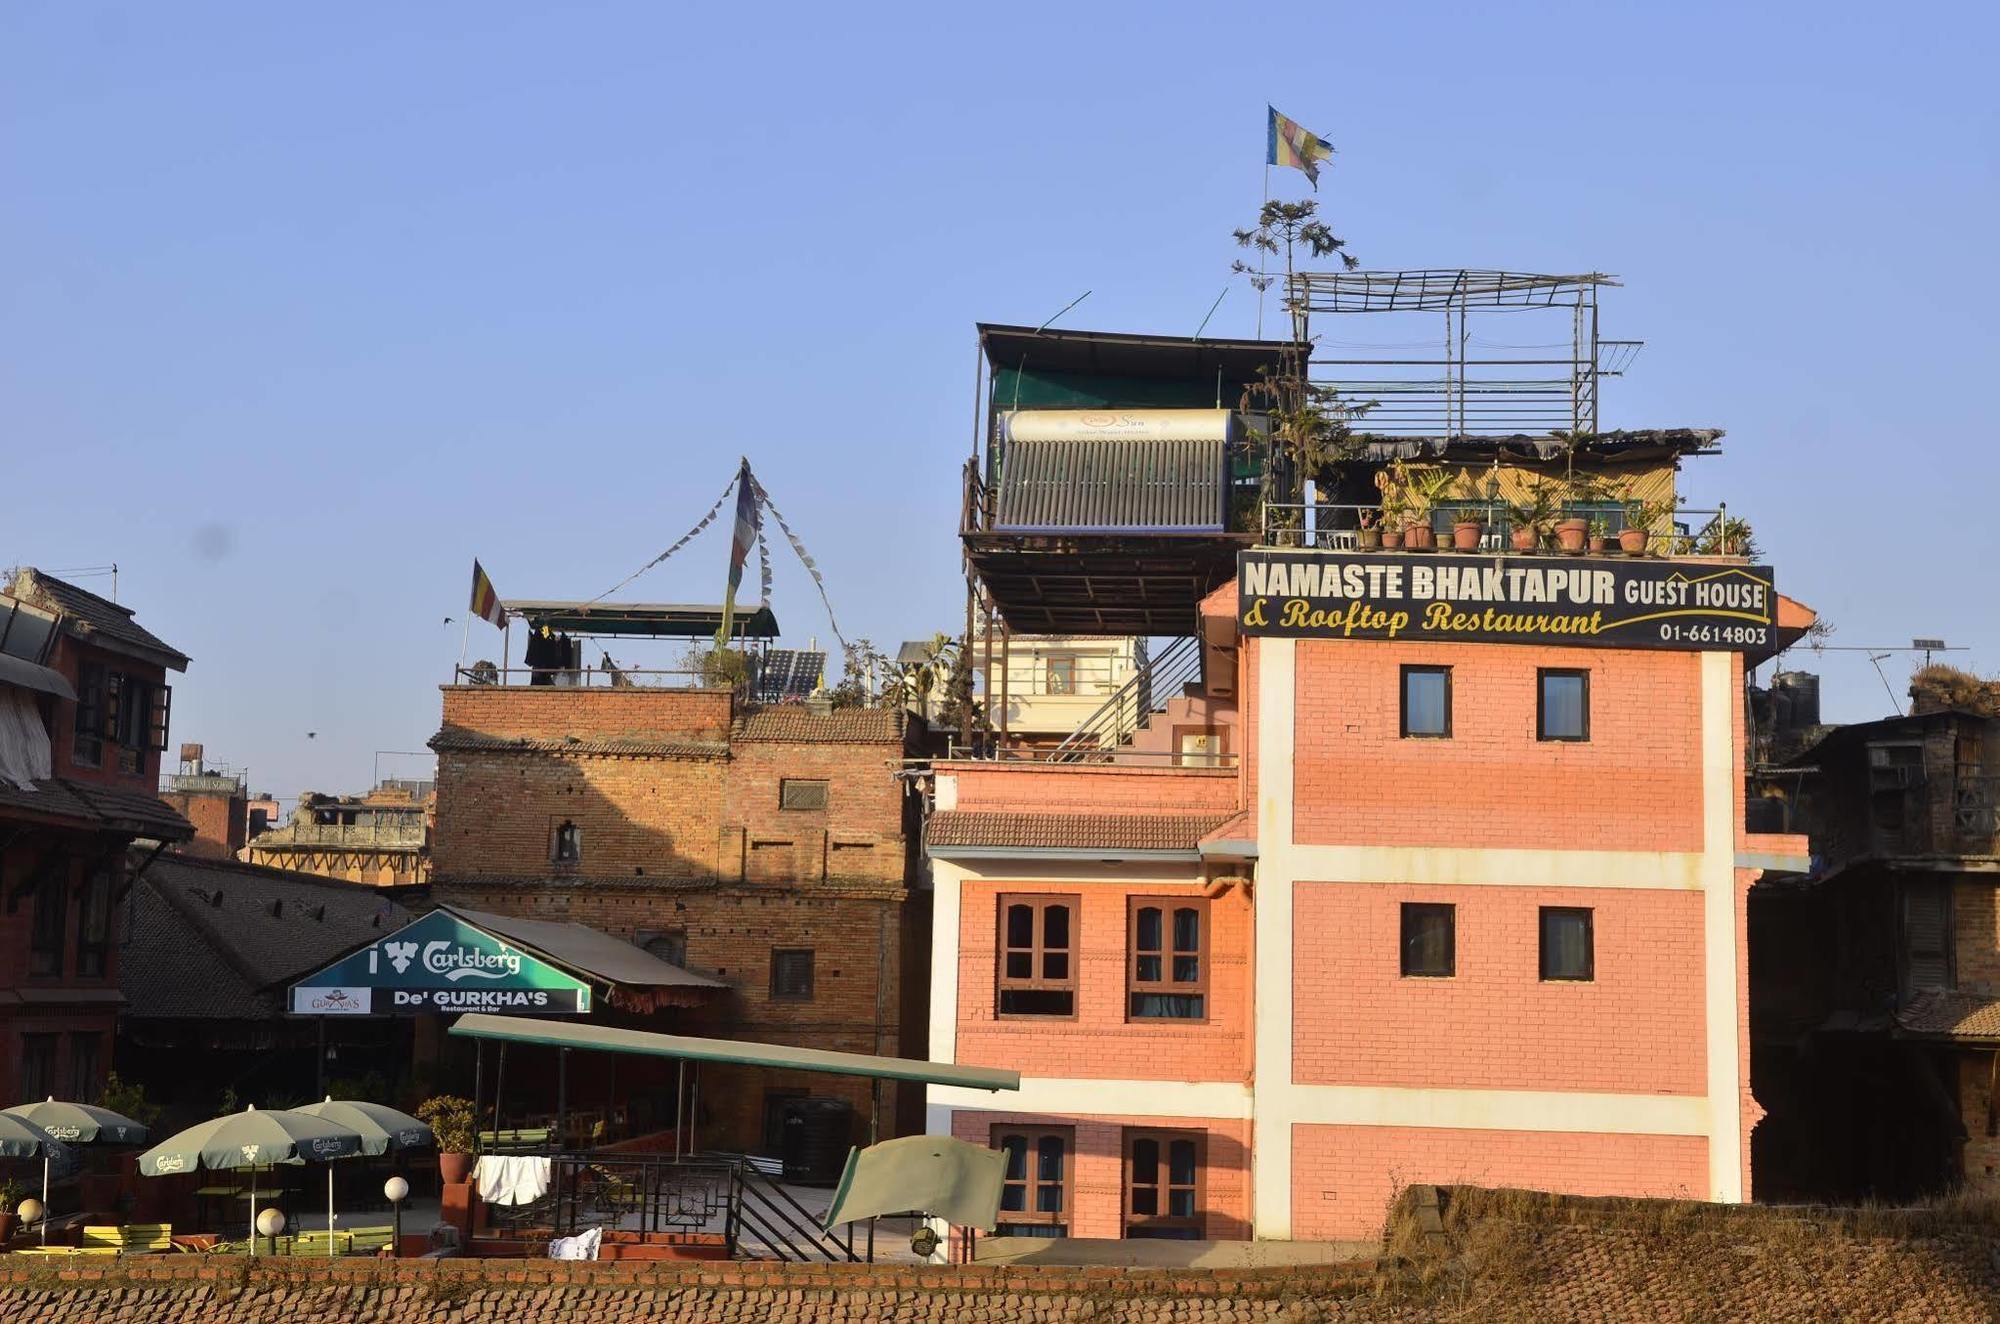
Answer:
[469, 559, 506, 630]
[1267, 105, 1334, 189]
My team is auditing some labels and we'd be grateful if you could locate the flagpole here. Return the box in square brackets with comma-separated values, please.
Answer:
[1256, 161, 1271, 338]
[458, 612, 470, 672]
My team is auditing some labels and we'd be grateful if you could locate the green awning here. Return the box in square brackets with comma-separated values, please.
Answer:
[446, 1014, 1021, 1093]
[823, 1135, 1006, 1231]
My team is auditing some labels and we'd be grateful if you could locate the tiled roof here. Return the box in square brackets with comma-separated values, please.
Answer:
[1897, 989, 2000, 1040]
[428, 728, 729, 759]
[926, 810, 1236, 853]
[8, 569, 189, 670]
[121, 853, 412, 1020]
[0, 776, 193, 840]
[732, 705, 907, 744]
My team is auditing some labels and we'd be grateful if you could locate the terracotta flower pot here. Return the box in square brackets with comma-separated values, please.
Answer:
[1452, 521, 1482, 551]
[0, 1212, 18, 1244]
[1510, 526, 1538, 552]
[439, 1152, 474, 1186]
[1588, 535, 1607, 554]
[1555, 518, 1588, 554]
[1618, 527, 1648, 555]
[1381, 528, 1403, 550]
[1404, 523, 1435, 551]
[1358, 527, 1382, 550]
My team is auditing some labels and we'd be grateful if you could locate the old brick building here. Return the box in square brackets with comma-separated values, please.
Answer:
[0, 569, 193, 1106]
[1749, 693, 2000, 1203]
[427, 677, 929, 1151]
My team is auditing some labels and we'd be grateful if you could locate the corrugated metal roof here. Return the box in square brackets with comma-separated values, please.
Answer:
[440, 905, 725, 991]
[447, 1013, 1020, 1092]
[994, 437, 1226, 534]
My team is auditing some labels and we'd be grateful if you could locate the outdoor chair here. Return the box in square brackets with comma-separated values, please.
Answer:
[79, 1224, 173, 1254]
[288, 1230, 354, 1257]
[347, 1225, 395, 1255]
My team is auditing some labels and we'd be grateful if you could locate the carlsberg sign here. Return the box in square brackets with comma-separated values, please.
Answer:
[288, 909, 591, 1016]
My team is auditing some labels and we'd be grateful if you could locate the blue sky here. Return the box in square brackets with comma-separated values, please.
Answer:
[4, 1, 1995, 799]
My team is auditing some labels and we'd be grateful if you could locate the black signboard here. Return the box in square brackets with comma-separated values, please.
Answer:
[1238, 551, 1776, 652]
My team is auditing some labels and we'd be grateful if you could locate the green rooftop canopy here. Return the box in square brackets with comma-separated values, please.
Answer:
[822, 1134, 1006, 1232]
[447, 1014, 1021, 1093]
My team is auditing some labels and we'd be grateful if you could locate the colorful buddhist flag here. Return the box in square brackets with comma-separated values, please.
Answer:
[1267, 105, 1334, 189]
[468, 559, 506, 630]
[715, 458, 762, 647]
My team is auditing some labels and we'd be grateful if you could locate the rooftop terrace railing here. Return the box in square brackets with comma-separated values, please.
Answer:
[1260, 502, 1750, 558]
[450, 665, 712, 688]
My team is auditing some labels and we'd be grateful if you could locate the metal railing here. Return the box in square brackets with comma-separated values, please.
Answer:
[1260, 502, 1746, 557]
[1048, 635, 1202, 764]
[527, 1152, 862, 1262]
[451, 664, 713, 689]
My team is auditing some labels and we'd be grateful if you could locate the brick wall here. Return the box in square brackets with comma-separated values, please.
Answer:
[952, 1109, 1252, 1240]
[1290, 1123, 1708, 1240]
[1290, 881, 1706, 1095]
[0, 836, 118, 1106]
[1290, 639, 1704, 852]
[439, 686, 732, 742]
[158, 788, 244, 859]
[953, 879, 1251, 1083]
[1956, 883, 2000, 994]
[434, 748, 727, 880]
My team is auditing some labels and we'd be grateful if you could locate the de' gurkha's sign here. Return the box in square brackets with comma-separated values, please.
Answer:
[288, 910, 592, 1016]
[1238, 551, 1777, 652]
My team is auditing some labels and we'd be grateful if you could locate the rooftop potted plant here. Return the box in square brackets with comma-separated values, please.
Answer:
[1357, 507, 1382, 551]
[1507, 479, 1557, 552]
[1397, 464, 1453, 552]
[1588, 517, 1609, 554]
[0, 1178, 24, 1244]
[1695, 514, 1758, 558]
[1619, 500, 1663, 555]
[416, 1095, 478, 1186]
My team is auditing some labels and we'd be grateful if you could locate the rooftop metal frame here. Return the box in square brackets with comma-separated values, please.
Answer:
[1285, 269, 1642, 438]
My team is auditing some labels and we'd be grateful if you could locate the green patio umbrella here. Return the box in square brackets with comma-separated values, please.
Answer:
[0, 1113, 72, 1161]
[292, 1099, 433, 1257]
[137, 1105, 363, 1256]
[2, 1098, 146, 1245]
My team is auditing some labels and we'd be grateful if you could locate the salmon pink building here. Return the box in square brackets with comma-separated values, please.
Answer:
[927, 306, 1817, 1243]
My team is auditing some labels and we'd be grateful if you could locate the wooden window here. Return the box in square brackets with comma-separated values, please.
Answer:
[993, 1126, 1071, 1235]
[639, 930, 687, 968]
[1123, 1129, 1204, 1239]
[1903, 883, 1953, 993]
[72, 662, 105, 766]
[997, 895, 1077, 1017]
[780, 779, 829, 810]
[29, 869, 67, 977]
[1400, 902, 1455, 978]
[1537, 669, 1589, 742]
[770, 948, 815, 1000]
[551, 819, 581, 864]
[1539, 907, 1594, 981]
[1044, 655, 1077, 695]
[75, 867, 114, 978]
[20, 1034, 57, 1103]
[1128, 897, 1206, 1020]
[69, 1032, 101, 1101]
[1400, 666, 1452, 738]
